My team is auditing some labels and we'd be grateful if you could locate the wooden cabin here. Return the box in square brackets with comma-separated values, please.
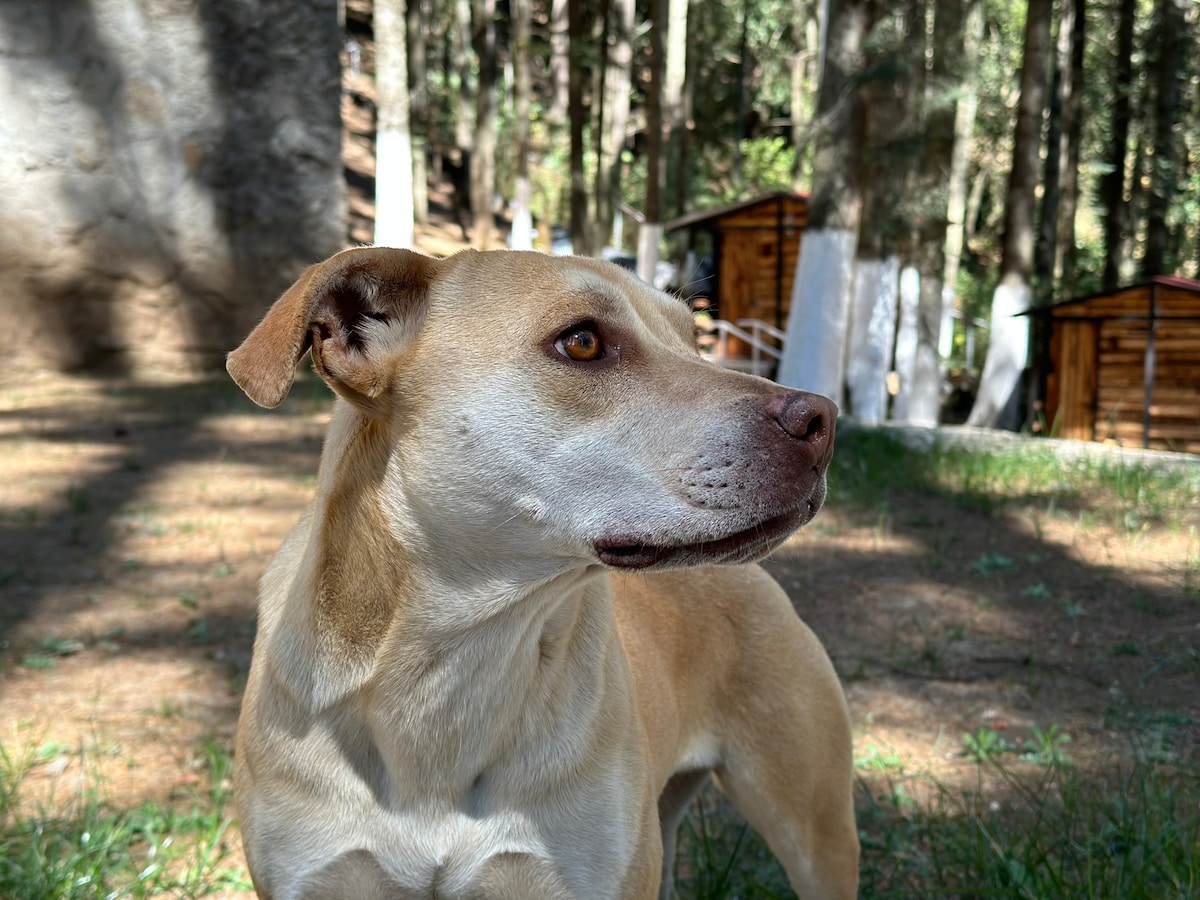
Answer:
[1036, 276, 1200, 453]
[665, 192, 808, 330]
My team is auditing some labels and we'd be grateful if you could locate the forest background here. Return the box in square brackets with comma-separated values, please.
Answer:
[365, 0, 1199, 429]
[1, 1, 1198, 896]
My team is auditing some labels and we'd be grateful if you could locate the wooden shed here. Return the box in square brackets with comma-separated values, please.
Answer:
[1037, 276, 1200, 452]
[665, 192, 808, 329]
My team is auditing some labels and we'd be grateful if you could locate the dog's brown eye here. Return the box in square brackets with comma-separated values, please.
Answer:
[556, 327, 603, 362]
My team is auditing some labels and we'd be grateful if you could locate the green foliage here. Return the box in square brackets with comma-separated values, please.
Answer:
[962, 726, 1013, 763]
[1023, 725, 1073, 768]
[971, 550, 1017, 577]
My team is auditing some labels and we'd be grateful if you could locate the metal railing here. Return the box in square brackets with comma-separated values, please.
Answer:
[701, 309, 987, 377]
[699, 317, 783, 377]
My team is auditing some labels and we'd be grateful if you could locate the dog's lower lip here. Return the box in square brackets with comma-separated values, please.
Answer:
[597, 509, 806, 569]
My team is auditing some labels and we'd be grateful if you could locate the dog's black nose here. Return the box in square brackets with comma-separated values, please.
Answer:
[772, 391, 837, 469]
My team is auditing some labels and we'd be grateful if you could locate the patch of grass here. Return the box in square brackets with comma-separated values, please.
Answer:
[971, 550, 1017, 577]
[855, 744, 906, 774]
[186, 618, 212, 644]
[1063, 598, 1087, 618]
[828, 428, 1199, 535]
[1022, 724, 1073, 768]
[1022, 581, 1053, 600]
[673, 786, 793, 898]
[0, 737, 249, 898]
[64, 486, 90, 515]
[672, 735, 1197, 898]
[18, 637, 85, 671]
[961, 726, 1015, 764]
[858, 752, 1200, 898]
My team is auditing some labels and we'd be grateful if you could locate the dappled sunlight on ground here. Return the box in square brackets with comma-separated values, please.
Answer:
[1, 372, 1196, 894]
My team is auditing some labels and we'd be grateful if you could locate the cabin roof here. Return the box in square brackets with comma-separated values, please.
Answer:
[664, 191, 808, 233]
[1027, 276, 1200, 317]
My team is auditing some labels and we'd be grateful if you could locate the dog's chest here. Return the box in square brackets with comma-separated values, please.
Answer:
[250, 689, 642, 898]
[258, 801, 633, 898]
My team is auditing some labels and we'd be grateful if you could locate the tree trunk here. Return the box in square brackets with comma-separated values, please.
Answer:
[846, 255, 899, 424]
[589, 0, 611, 253]
[471, 0, 497, 249]
[967, 0, 1053, 429]
[1143, 0, 1185, 276]
[1102, 0, 1135, 290]
[732, 0, 751, 187]
[548, 0, 571, 127]
[778, 0, 869, 403]
[454, 0, 474, 153]
[939, 0, 983, 360]
[374, 0, 415, 249]
[848, 6, 911, 423]
[663, 0, 688, 216]
[637, 0, 667, 284]
[407, 0, 428, 225]
[673, 0, 696, 218]
[1034, 0, 1072, 304]
[510, 0, 534, 250]
[594, 0, 634, 250]
[1123, 131, 1147, 282]
[568, 0, 589, 254]
[791, 0, 813, 191]
[1058, 0, 1085, 297]
[898, 0, 968, 427]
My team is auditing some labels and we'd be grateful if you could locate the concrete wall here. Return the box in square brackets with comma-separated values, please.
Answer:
[1, 0, 346, 372]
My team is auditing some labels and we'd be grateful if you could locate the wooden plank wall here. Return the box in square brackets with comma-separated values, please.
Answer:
[714, 197, 805, 339]
[1092, 317, 1200, 453]
[1048, 283, 1200, 453]
[1049, 320, 1098, 440]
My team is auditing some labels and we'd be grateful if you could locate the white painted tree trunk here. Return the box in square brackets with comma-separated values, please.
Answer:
[509, 0, 533, 251]
[891, 266, 920, 421]
[375, 130, 415, 248]
[374, 0, 414, 249]
[778, 228, 857, 405]
[907, 280, 945, 427]
[510, 176, 533, 250]
[845, 256, 898, 423]
[967, 278, 1030, 429]
[636, 223, 663, 285]
[901, 276, 945, 427]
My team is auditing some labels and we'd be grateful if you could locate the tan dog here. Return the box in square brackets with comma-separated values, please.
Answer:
[227, 247, 858, 899]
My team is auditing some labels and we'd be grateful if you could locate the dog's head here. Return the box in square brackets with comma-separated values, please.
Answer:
[228, 247, 835, 578]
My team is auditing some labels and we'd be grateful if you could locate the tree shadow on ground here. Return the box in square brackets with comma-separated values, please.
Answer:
[769, 427, 1198, 757]
[1, 384, 1196, 897]
[0, 374, 330, 662]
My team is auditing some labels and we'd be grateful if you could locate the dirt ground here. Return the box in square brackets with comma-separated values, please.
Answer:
[2, 368, 1197, 883]
[2, 297, 1198, 893]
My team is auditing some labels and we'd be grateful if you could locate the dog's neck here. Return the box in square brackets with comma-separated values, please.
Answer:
[259, 403, 633, 807]
[267, 403, 622, 721]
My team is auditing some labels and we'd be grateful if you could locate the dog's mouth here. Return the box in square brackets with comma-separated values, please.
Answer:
[595, 505, 815, 570]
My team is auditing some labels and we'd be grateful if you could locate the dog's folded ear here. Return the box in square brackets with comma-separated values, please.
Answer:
[227, 247, 436, 409]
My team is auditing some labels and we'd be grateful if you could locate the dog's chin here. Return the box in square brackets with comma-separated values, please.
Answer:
[595, 503, 818, 571]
